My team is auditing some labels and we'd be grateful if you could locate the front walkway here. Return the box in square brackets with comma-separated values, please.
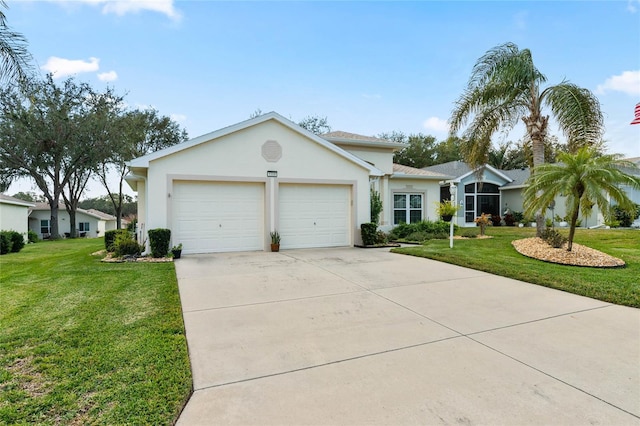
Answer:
[174, 248, 640, 425]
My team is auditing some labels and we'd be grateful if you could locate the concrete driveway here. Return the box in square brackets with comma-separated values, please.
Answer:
[174, 248, 640, 425]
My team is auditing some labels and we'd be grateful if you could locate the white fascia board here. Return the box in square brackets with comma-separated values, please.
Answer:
[455, 165, 514, 184]
[390, 174, 449, 180]
[126, 111, 384, 176]
[0, 198, 35, 208]
[125, 172, 146, 191]
[325, 137, 408, 151]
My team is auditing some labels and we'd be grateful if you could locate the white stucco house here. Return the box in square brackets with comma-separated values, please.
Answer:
[28, 203, 117, 239]
[0, 194, 35, 241]
[126, 112, 448, 254]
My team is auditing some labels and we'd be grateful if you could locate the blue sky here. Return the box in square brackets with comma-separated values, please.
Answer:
[6, 0, 640, 197]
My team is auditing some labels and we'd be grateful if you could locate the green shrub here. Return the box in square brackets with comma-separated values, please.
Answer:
[148, 228, 171, 258]
[512, 211, 524, 223]
[0, 231, 13, 255]
[389, 220, 455, 240]
[370, 189, 383, 225]
[459, 229, 479, 238]
[127, 217, 137, 233]
[105, 229, 129, 251]
[113, 232, 142, 257]
[28, 230, 38, 243]
[540, 227, 567, 248]
[361, 222, 378, 246]
[612, 204, 640, 227]
[376, 230, 388, 245]
[9, 231, 25, 253]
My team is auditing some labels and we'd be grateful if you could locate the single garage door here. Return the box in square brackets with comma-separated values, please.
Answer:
[279, 184, 351, 249]
[172, 181, 264, 254]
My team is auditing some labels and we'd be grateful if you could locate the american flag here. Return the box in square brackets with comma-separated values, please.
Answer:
[632, 102, 640, 125]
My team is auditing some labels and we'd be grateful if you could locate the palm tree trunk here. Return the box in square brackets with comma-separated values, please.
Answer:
[567, 207, 580, 252]
[523, 114, 549, 237]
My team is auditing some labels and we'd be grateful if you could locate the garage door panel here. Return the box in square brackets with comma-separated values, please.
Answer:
[173, 181, 264, 254]
[279, 184, 350, 249]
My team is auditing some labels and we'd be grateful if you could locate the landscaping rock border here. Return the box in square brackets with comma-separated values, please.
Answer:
[511, 237, 625, 268]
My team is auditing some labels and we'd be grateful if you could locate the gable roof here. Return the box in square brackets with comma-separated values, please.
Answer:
[0, 194, 35, 208]
[391, 163, 450, 180]
[127, 112, 384, 177]
[422, 160, 513, 184]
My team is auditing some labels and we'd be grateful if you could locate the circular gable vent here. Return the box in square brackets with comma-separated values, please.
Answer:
[262, 140, 282, 162]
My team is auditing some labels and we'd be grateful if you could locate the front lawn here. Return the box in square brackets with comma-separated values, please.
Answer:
[392, 227, 640, 308]
[0, 238, 192, 424]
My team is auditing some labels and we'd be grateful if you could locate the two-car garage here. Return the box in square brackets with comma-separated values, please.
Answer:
[172, 180, 352, 254]
[127, 112, 382, 255]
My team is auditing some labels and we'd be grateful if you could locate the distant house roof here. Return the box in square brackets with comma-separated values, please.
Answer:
[0, 194, 35, 208]
[421, 160, 473, 177]
[392, 163, 450, 180]
[422, 160, 532, 188]
[30, 203, 116, 221]
[322, 131, 389, 143]
[501, 168, 531, 189]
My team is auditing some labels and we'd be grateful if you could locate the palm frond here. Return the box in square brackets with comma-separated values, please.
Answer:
[541, 83, 604, 151]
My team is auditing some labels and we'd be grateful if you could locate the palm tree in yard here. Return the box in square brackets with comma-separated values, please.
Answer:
[449, 42, 604, 235]
[523, 147, 640, 251]
[0, 0, 32, 84]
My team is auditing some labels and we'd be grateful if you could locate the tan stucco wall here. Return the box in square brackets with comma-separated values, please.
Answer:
[141, 120, 372, 248]
[339, 146, 394, 175]
[0, 203, 30, 240]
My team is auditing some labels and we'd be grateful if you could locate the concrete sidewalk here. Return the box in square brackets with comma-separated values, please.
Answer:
[175, 248, 640, 425]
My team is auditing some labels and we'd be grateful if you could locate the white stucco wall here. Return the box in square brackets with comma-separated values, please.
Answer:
[381, 177, 442, 231]
[28, 210, 108, 238]
[140, 119, 372, 248]
[0, 202, 30, 240]
[339, 146, 394, 175]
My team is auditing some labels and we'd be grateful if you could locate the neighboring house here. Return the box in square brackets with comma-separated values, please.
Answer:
[423, 160, 607, 228]
[126, 112, 448, 254]
[28, 203, 117, 239]
[0, 194, 35, 241]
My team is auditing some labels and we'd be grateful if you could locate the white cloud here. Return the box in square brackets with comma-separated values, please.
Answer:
[49, 0, 182, 20]
[97, 70, 118, 82]
[422, 116, 449, 133]
[596, 70, 640, 96]
[41, 56, 100, 79]
[628, 0, 639, 13]
[513, 10, 528, 30]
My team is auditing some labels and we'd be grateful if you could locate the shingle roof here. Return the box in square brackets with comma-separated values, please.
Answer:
[392, 163, 450, 178]
[501, 168, 531, 188]
[30, 202, 116, 220]
[0, 194, 35, 207]
[421, 160, 472, 176]
[322, 131, 390, 143]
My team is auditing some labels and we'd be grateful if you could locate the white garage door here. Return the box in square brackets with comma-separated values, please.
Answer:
[279, 184, 351, 249]
[172, 181, 264, 254]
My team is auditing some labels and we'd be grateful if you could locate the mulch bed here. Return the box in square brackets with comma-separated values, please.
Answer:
[511, 237, 625, 268]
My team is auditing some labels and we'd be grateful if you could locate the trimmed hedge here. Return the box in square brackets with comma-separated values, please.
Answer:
[113, 232, 142, 257]
[148, 228, 171, 258]
[0, 231, 25, 255]
[361, 222, 378, 246]
[389, 220, 455, 240]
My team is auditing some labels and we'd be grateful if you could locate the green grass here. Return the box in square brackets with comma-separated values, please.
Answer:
[0, 239, 192, 425]
[392, 227, 640, 308]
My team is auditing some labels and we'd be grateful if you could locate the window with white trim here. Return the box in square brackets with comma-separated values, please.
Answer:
[79, 222, 90, 232]
[393, 193, 423, 224]
[40, 219, 50, 235]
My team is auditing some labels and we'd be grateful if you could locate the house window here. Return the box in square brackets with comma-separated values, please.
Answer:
[79, 222, 90, 232]
[393, 194, 423, 224]
[40, 219, 50, 235]
[464, 182, 501, 222]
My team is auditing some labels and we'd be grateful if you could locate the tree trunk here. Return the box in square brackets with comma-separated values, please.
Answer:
[523, 113, 549, 237]
[48, 198, 60, 240]
[68, 207, 77, 238]
[567, 207, 580, 252]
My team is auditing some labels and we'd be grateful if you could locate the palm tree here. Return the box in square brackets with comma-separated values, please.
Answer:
[449, 42, 604, 235]
[0, 0, 32, 84]
[523, 147, 640, 251]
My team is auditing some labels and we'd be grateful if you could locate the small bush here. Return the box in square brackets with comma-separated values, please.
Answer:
[9, 231, 25, 253]
[148, 228, 171, 258]
[512, 211, 524, 223]
[612, 204, 640, 227]
[389, 220, 454, 240]
[361, 222, 378, 246]
[0, 231, 13, 255]
[490, 214, 501, 226]
[113, 233, 142, 257]
[28, 230, 38, 243]
[375, 230, 388, 245]
[105, 229, 129, 251]
[540, 227, 567, 248]
[459, 229, 479, 238]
